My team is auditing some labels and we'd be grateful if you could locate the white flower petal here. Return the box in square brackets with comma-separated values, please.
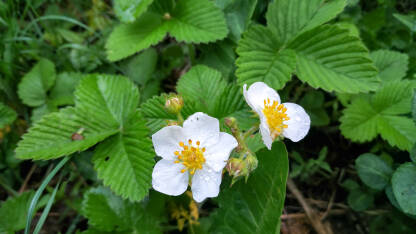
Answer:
[243, 82, 281, 114]
[205, 132, 238, 172]
[191, 166, 222, 202]
[152, 125, 187, 160]
[259, 115, 273, 150]
[152, 159, 189, 196]
[282, 103, 311, 142]
[183, 112, 220, 147]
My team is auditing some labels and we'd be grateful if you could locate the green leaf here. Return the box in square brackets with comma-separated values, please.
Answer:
[370, 50, 409, 82]
[411, 144, 416, 162]
[177, 65, 255, 129]
[393, 13, 416, 32]
[93, 110, 154, 201]
[412, 92, 416, 122]
[392, 163, 416, 215]
[120, 48, 158, 85]
[0, 192, 34, 232]
[82, 187, 162, 233]
[210, 142, 288, 233]
[0, 102, 16, 128]
[214, 0, 257, 41]
[235, 24, 297, 90]
[49, 73, 83, 106]
[106, 0, 228, 61]
[340, 81, 416, 150]
[347, 189, 374, 212]
[355, 153, 393, 191]
[17, 59, 56, 107]
[140, 94, 176, 133]
[198, 39, 236, 79]
[15, 107, 117, 160]
[106, 12, 169, 61]
[289, 25, 379, 93]
[114, 0, 154, 23]
[168, 0, 228, 43]
[266, 0, 346, 44]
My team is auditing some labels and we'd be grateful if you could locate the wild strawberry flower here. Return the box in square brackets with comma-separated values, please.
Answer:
[151, 112, 238, 202]
[243, 82, 311, 150]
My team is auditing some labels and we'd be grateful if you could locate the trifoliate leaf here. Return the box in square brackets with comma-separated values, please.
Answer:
[93, 110, 154, 201]
[235, 25, 297, 90]
[370, 50, 409, 82]
[82, 187, 162, 233]
[392, 163, 416, 215]
[15, 107, 118, 160]
[340, 81, 416, 151]
[106, 12, 169, 61]
[49, 73, 83, 106]
[266, 0, 346, 44]
[355, 153, 393, 191]
[0, 102, 16, 129]
[17, 58, 56, 107]
[113, 0, 154, 23]
[210, 142, 288, 233]
[289, 25, 379, 93]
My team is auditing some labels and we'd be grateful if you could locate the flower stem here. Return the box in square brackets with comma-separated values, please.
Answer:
[243, 124, 259, 140]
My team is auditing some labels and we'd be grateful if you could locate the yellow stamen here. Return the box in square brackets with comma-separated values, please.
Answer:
[262, 98, 290, 140]
[174, 139, 206, 174]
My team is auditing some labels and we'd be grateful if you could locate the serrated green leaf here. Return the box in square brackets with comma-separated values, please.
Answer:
[266, 0, 346, 44]
[355, 153, 393, 191]
[289, 25, 379, 93]
[236, 25, 297, 90]
[370, 50, 409, 82]
[210, 142, 288, 233]
[169, 0, 228, 43]
[177, 65, 255, 129]
[15, 107, 118, 160]
[0, 191, 46, 232]
[17, 59, 56, 107]
[114, 0, 154, 23]
[340, 81, 416, 150]
[106, 12, 169, 61]
[106, 0, 228, 61]
[93, 110, 154, 201]
[0, 102, 16, 128]
[140, 94, 176, 133]
[392, 163, 416, 215]
[393, 13, 416, 32]
[49, 73, 83, 106]
[82, 187, 162, 233]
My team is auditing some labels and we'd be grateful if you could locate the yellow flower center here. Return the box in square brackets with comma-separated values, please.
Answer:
[262, 98, 290, 139]
[174, 139, 206, 175]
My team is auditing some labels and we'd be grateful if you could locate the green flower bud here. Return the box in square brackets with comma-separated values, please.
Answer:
[165, 95, 184, 114]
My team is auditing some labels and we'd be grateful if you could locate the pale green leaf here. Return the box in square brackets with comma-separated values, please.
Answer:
[93, 110, 155, 201]
[0, 102, 16, 128]
[49, 72, 83, 106]
[370, 50, 409, 82]
[106, 12, 168, 61]
[114, 0, 154, 23]
[210, 142, 288, 233]
[15, 107, 118, 160]
[169, 0, 228, 43]
[17, 58, 56, 107]
[82, 187, 162, 233]
[392, 163, 416, 215]
[266, 0, 346, 44]
[372, 81, 414, 115]
[340, 97, 379, 142]
[289, 25, 379, 93]
[377, 116, 416, 151]
[236, 24, 297, 90]
[355, 153, 393, 191]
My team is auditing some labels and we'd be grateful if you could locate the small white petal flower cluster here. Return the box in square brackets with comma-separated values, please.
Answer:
[151, 81, 310, 202]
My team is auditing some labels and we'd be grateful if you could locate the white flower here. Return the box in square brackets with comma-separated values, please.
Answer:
[151, 112, 238, 202]
[243, 82, 311, 150]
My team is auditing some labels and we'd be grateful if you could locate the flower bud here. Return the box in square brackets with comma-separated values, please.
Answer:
[226, 157, 245, 177]
[227, 152, 259, 185]
[224, 117, 237, 128]
[165, 95, 184, 114]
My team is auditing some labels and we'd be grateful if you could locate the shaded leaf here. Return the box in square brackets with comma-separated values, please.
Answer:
[355, 153, 393, 191]
[0, 102, 16, 129]
[392, 163, 416, 215]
